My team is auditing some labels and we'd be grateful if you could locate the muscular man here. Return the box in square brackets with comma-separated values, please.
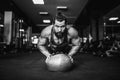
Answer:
[37, 12, 80, 62]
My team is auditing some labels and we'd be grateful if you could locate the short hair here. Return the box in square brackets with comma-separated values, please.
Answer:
[53, 12, 67, 24]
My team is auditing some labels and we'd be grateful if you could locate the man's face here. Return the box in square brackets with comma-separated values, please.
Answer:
[54, 20, 66, 33]
[53, 20, 66, 38]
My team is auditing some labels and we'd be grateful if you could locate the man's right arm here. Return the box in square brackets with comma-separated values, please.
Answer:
[37, 35, 51, 57]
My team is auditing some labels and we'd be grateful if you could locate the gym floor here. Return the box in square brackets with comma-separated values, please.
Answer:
[0, 50, 120, 80]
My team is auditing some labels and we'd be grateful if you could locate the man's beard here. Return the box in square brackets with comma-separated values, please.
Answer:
[55, 32, 64, 38]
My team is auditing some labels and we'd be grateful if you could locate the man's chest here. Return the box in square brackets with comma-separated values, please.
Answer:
[48, 34, 71, 45]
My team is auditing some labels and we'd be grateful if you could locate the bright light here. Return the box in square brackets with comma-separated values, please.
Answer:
[117, 21, 120, 23]
[32, 0, 44, 4]
[83, 37, 87, 43]
[19, 29, 24, 32]
[109, 17, 119, 21]
[57, 6, 67, 9]
[39, 12, 48, 15]
[0, 24, 4, 27]
[43, 20, 51, 23]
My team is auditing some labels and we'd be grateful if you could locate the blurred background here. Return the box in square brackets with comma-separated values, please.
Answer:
[0, 1, 120, 80]
[0, 0, 120, 56]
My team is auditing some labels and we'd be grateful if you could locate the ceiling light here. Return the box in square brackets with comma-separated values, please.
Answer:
[56, 6, 67, 10]
[43, 20, 51, 23]
[39, 12, 48, 15]
[109, 17, 118, 21]
[117, 21, 120, 23]
[32, 0, 44, 4]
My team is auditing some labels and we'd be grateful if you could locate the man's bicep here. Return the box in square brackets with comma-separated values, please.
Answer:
[38, 36, 47, 46]
[71, 36, 80, 46]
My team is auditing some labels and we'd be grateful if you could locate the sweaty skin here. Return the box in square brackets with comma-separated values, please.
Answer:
[37, 25, 80, 58]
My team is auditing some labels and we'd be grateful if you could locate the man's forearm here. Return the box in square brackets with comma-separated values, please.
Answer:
[38, 46, 50, 57]
[68, 45, 80, 56]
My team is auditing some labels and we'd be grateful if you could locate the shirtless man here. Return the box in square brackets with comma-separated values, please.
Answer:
[37, 12, 80, 63]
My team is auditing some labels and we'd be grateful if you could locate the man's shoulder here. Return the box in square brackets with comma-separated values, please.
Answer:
[40, 25, 53, 37]
[67, 25, 78, 37]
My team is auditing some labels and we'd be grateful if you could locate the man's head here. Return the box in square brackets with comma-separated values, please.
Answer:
[53, 12, 67, 38]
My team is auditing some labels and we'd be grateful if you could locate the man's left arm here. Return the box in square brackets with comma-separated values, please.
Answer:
[68, 27, 80, 57]
[68, 36, 80, 57]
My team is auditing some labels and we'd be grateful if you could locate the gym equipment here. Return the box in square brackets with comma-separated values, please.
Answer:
[45, 53, 73, 72]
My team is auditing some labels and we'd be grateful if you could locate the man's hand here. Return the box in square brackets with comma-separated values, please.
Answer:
[45, 54, 52, 63]
[68, 55, 74, 63]
[45, 53, 55, 63]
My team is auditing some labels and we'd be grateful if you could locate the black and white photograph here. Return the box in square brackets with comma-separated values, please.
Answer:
[0, 0, 120, 80]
